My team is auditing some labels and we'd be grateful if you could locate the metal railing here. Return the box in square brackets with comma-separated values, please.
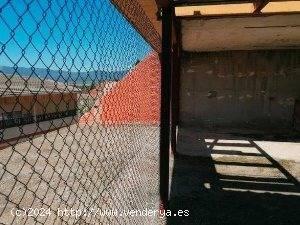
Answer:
[0, 114, 34, 129]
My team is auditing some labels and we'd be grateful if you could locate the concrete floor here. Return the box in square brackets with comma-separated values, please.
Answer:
[168, 127, 300, 225]
[1, 124, 300, 225]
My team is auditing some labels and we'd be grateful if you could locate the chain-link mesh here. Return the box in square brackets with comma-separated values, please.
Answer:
[0, 0, 161, 224]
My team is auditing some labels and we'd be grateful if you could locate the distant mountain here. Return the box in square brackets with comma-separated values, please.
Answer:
[0, 66, 128, 84]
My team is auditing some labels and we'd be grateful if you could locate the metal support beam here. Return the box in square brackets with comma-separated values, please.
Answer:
[254, 0, 270, 13]
[155, 0, 171, 8]
[172, 0, 254, 7]
[159, 5, 172, 209]
[170, 19, 181, 156]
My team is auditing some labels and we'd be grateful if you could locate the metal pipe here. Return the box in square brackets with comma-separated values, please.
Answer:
[171, 18, 182, 155]
[159, 5, 172, 209]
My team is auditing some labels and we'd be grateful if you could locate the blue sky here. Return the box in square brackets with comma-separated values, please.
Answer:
[0, 0, 151, 73]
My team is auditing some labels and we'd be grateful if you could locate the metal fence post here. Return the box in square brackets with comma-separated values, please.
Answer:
[171, 18, 181, 155]
[160, 5, 172, 209]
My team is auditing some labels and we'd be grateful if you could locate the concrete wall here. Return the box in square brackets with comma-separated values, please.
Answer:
[180, 50, 300, 130]
[34, 93, 77, 115]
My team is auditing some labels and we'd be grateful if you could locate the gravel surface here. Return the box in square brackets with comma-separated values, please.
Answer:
[0, 124, 160, 225]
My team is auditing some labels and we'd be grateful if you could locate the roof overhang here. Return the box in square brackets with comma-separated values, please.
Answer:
[110, 0, 163, 53]
[110, 0, 300, 53]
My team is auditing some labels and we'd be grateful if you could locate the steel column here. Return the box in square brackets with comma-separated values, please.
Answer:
[170, 19, 181, 155]
[159, 5, 172, 209]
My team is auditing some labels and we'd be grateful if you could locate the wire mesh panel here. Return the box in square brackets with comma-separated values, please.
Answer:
[0, 0, 161, 224]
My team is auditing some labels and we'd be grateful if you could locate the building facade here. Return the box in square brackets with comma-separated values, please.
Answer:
[0, 73, 79, 129]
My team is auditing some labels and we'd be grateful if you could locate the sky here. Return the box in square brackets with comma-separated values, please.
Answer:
[0, 0, 151, 73]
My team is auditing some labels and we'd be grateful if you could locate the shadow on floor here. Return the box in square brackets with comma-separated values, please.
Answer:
[168, 128, 300, 225]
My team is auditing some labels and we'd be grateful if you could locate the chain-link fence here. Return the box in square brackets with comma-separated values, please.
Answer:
[0, 0, 161, 224]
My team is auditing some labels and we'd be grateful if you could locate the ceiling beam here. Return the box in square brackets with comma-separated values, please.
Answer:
[177, 11, 300, 19]
[155, 0, 171, 8]
[253, 0, 270, 13]
[173, 0, 253, 6]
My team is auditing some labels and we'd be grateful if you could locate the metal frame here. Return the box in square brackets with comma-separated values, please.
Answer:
[157, 0, 300, 211]
[173, 0, 254, 6]
[159, 2, 173, 209]
[254, 0, 270, 13]
[177, 10, 300, 19]
[173, 0, 298, 17]
[158, 0, 183, 208]
[173, 0, 291, 6]
[170, 18, 181, 156]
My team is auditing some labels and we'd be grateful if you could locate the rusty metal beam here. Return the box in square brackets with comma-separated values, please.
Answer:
[111, 0, 162, 52]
